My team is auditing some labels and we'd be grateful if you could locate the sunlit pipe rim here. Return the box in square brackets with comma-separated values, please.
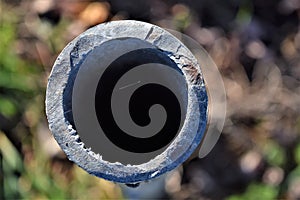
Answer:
[45, 20, 208, 183]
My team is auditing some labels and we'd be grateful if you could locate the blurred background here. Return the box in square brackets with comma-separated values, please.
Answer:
[1, 0, 300, 199]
